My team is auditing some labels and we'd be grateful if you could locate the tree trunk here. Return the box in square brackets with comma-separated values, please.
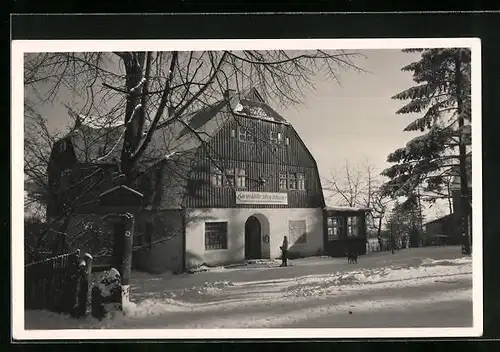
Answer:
[377, 216, 383, 238]
[121, 53, 145, 183]
[455, 55, 472, 255]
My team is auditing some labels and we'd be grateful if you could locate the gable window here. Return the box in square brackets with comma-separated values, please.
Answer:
[270, 131, 278, 144]
[59, 140, 67, 153]
[277, 132, 284, 144]
[205, 222, 228, 250]
[327, 216, 344, 241]
[279, 172, 288, 189]
[239, 127, 255, 142]
[231, 127, 255, 142]
[347, 216, 359, 237]
[289, 220, 307, 244]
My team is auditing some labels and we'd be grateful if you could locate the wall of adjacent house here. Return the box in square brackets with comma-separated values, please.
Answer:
[184, 207, 324, 268]
[132, 209, 184, 274]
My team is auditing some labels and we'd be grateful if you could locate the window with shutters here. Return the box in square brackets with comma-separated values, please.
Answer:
[289, 220, 307, 244]
[205, 222, 228, 250]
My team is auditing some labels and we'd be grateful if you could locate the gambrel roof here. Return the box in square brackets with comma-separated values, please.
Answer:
[55, 87, 289, 170]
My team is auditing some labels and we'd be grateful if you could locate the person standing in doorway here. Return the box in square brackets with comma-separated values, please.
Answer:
[280, 236, 288, 267]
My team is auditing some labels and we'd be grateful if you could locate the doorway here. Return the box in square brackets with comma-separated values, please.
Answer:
[245, 216, 262, 259]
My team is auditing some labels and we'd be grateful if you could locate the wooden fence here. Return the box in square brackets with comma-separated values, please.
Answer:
[25, 249, 93, 317]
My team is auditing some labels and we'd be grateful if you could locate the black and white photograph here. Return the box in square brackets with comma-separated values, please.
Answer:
[12, 38, 482, 339]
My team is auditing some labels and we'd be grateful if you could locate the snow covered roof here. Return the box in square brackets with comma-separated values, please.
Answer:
[324, 206, 372, 213]
[58, 87, 289, 167]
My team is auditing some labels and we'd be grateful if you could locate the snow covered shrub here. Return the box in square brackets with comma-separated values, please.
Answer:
[91, 268, 122, 320]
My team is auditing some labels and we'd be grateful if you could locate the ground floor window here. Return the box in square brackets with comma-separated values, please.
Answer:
[327, 216, 343, 241]
[205, 221, 228, 250]
[347, 216, 359, 237]
[289, 220, 307, 244]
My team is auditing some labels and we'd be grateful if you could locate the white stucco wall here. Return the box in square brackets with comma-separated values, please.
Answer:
[184, 207, 324, 268]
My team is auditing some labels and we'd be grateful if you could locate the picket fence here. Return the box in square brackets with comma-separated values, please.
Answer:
[24, 249, 93, 317]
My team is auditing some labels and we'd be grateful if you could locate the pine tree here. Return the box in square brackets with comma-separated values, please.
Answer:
[381, 48, 472, 254]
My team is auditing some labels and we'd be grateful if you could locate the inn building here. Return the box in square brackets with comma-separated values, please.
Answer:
[46, 88, 369, 274]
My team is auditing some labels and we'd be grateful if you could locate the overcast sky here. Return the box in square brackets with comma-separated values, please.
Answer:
[27, 49, 449, 220]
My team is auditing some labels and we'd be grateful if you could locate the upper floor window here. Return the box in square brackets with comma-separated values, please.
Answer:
[297, 173, 305, 190]
[288, 173, 297, 190]
[279, 172, 288, 189]
[236, 169, 247, 188]
[211, 167, 223, 187]
[231, 126, 255, 143]
[212, 166, 247, 189]
[270, 129, 288, 146]
[279, 172, 306, 191]
[225, 168, 236, 187]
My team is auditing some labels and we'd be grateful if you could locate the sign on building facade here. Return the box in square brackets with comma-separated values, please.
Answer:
[235, 191, 288, 205]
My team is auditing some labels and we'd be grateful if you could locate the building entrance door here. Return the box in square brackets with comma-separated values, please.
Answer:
[245, 216, 262, 260]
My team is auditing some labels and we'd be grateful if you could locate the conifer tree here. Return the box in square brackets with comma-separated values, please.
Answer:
[380, 48, 472, 254]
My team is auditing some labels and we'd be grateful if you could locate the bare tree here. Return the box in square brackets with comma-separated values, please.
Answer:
[325, 159, 392, 237]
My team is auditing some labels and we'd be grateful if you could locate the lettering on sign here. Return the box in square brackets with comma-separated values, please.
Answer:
[235, 191, 288, 205]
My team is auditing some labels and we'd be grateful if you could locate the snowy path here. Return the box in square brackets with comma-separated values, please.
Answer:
[25, 247, 473, 330]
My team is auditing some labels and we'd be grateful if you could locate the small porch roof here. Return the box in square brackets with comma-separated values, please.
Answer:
[324, 206, 372, 213]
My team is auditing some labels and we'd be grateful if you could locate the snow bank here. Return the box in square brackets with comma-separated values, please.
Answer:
[283, 256, 472, 299]
[24, 255, 473, 330]
[187, 265, 228, 273]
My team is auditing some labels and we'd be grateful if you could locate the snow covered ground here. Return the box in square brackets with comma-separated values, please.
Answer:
[24, 246, 473, 331]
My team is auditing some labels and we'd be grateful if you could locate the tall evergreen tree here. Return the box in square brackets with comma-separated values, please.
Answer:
[380, 48, 472, 254]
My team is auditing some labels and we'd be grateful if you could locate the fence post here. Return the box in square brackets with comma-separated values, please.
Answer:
[76, 253, 93, 318]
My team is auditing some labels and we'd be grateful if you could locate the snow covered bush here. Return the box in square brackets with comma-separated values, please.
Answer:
[91, 268, 122, 320]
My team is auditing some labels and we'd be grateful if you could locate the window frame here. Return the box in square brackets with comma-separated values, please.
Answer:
[279, 171, 288, 190]
[327, 216, 344, 241]
[236, 168, 247, 189]
[347, 216, 359, 237]
[204, 221, 229, 250]
[211, 167, 224, 187]
[288, 173, 297, 190]
[296, 172, 305, 190]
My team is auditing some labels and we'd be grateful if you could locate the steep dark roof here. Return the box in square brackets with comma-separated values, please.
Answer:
[59, 87, 288, 168]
